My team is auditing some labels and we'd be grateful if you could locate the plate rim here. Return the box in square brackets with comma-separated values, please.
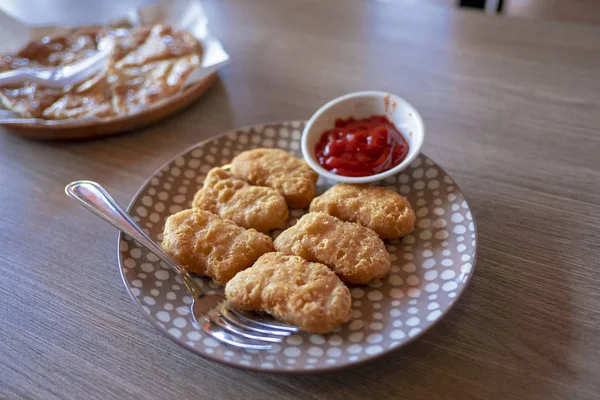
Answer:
[116, 120, 478, 374]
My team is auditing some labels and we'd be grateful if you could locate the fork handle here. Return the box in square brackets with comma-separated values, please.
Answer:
[64, 180, 203, 298]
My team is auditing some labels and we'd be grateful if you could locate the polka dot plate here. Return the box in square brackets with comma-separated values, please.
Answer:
[118, 121, 477, 373]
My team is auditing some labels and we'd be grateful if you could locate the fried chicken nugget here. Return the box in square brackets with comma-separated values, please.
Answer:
[225, 252, 352, 333]
[273, 212, 391, 284]
[192, 167, 288, 232]
[161, 209, 273, 286]
[230, 148, 319, 208]
[310, 184, 416, 239]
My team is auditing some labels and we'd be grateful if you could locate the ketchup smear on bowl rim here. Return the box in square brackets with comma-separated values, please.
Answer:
[315, 115, 409, 177]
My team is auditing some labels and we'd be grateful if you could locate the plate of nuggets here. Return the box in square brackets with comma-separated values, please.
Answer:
[118, 121, 477, 372]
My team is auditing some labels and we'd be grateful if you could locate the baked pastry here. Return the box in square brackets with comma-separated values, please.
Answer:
[0, 24, 203, 120]
[161, 208, 273, 286]
[230, 148, 318, 208]
[273, 212, 391, 284]
[192, 167, 288, 232]
[225, 252, 352, 333]
[310, 183, 415, 239]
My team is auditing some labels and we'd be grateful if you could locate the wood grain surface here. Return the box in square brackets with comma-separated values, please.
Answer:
[1, 0, 599, 399]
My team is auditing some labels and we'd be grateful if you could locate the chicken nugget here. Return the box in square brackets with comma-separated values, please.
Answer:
[161, 209, 273, 285]
[225, 252, 351, 333]
[274, 212, 391, 284]
[310, 184, 415, 239]
[192, 167, 288, 232]
[230, 148, 318, 208]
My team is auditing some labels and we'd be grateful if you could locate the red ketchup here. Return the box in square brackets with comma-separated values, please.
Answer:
[315, 116, 409, 177]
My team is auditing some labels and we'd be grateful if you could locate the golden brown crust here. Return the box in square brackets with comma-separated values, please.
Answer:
[273, 212, 391, 284]
[192, 167, 288, 232]
[225, 252, 351, 333]
[161, 209, 273, 286]
[230, 148, 319, 209]
[309, 184, 416, 239]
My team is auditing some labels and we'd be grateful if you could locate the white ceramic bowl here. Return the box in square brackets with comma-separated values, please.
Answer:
[302, 91, 425, 183]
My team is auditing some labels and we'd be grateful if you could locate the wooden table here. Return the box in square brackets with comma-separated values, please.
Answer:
[1, 0, 599, 398]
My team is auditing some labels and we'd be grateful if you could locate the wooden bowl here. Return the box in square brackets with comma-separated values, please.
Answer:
[2, 72, 217, 141]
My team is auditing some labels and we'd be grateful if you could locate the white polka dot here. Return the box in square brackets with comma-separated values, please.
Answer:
[427, 180, 440, 190]
[347, 344, 363, 354]
[130, 288, 140, 296]
[451, 213, 464, 223]
[428, 302, 440, 310]
[407, 288, 421, 298]
[166, 292, 176, 300]
[329, 335, 343, 346]
[203, 338, 219, 347]
[441, 270, 456, 280]
[433, 207, 445, 216]
[427, 310, 442, 321]
[435, 230, 449, 240]
[423, 259, 436, 269]
[282, 335, 302, 345]
[131, 279, 142, 288]
[406, 275, 420, 286]
[140, 263, 154, 273]
[443, 281, 458, 291]
[155, 270, 169, 280]
[349, 320, 364, 330]
[425, 283, 440, 292]
[136, 207, 148, 217]
[390, 288, 404, 299]
[168, 328, 181, 338]
[143, 296, 155, 305]
[369, 322, 384, 331]
[408, 328, 422, 337]
[418, 218, 431, 229]
[389, 275, 403, 285]
[424, 270, 438, 280]
[349, 332, 364, 342]
[156, 311, 171, 322]
[441, 259, 454, 267]
[433, 218, 447, 228]
[419, 230, 432, 240]
[390, 329, 406, 340]
[403, 263, 416, 273]
[368, 290, 383, 301]
[173, 317, 187, 328]
[351, 288, 364, 299]
[453, 225, 467, 234]
[416, 207, 429, 217]
[327, 348, 342, 357]
[130, 248, 142, 259]
[365, 345, 384, 355]
[308, 347, 323, 357]
[187, 331, 201, 341]
[403, 234, 415, 244]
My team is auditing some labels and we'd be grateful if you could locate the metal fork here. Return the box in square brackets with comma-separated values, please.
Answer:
[65, 180, 298, 350]
[0, 38, 113, 89]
